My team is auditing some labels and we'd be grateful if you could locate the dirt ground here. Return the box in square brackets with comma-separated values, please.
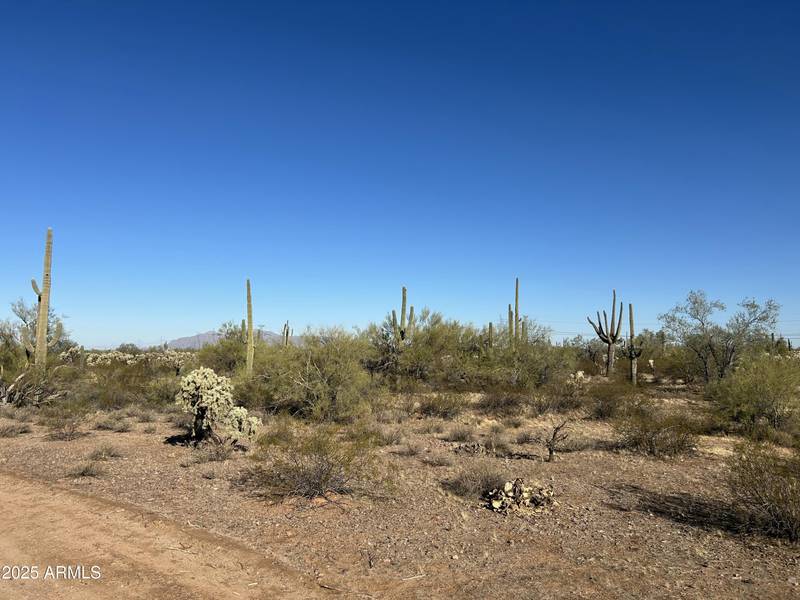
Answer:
[0, 390, 798, 599]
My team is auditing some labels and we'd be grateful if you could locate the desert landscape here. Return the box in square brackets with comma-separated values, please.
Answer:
[3, 3, 799, 598]
[1, 231, 799, 599]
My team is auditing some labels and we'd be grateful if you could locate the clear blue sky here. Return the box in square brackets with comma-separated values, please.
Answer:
[2, 1, 798, 348]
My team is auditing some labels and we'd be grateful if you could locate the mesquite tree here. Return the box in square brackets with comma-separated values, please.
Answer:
[587, 289, 623, 376]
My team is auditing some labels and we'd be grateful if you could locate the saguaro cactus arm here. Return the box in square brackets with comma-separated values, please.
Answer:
[47, 322, 63, 348]
[587, 289, 623, 344]
[21, 328, 35, 354]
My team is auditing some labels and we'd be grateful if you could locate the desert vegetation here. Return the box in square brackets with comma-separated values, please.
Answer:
[1, 228, 799, 598]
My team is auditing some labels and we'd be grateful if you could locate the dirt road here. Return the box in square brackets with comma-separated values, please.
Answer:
[0, 472, 329, 599]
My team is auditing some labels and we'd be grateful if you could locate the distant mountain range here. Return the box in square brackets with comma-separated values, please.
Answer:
[166, 329, 295, 350]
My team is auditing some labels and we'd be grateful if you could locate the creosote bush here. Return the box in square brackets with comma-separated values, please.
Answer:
[417, 392, 465, 419]
[251, 418, 379, 499]
[615, 404, 697, 457]
[728, 443, 800, 541]
[583, 381, 639, 420]
[176, 367, 261, 443]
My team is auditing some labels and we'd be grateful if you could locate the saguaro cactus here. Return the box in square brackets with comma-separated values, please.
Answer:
[514, 277, 520, 341]
[627, 303, 642, 385]
[245, 279, 254, 376]
[487, 322, 494, 349]
[23, 228, 61, 370]
[587, 289, 623, 376]
[507, 304, 513, 341]
[391, 287, 415, 342]
[281, 321, 291, 347]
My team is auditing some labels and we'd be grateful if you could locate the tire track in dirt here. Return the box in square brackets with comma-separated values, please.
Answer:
[0, 471, 331, 599]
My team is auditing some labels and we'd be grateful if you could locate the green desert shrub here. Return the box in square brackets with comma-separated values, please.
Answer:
[197, 336, 247, 376]
[615, 404, 697, 457]
[583, 381, 639, 420]
[728, 443, 800, 541]
[477, 392, 530, 417]
[706, 355, 800, 442]
[252, 419, 379, 498]
[417, 392, 465, 419]
[249, 330, 374, 422]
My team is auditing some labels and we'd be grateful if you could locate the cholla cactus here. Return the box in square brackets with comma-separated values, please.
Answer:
[487, 478, 555, 514]
[175, 367, 261, 442]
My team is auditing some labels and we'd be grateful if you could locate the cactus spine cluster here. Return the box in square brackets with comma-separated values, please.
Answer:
[627, 303, 643, 385]
[587, 289, 623, 376]
[245, 279, 254, 376]
[391, 287, 415, 342]
[23, 228, 61, 370]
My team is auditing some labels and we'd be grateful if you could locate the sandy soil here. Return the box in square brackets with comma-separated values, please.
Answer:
[0, 471, 328, 599]
[0, 390, 798, 599]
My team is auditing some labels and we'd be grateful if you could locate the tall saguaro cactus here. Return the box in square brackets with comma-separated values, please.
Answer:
[245, 279, 254, 376]
[281, 321, 291, 347]
[23, 228, 61, 370]
[627, 303, 643, 386]
[391, 286, 415, 342]
[587, 289, 623, 376]
[514, 277, 520, 341]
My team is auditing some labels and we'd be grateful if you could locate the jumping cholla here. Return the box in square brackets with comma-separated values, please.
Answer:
[22, 228, 62, 369]
[175, 367, 261, 442]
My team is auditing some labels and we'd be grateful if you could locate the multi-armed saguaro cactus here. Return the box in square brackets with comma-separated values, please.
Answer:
[245, 279, 255, 376]
[587, 289, 623, 376]
[391, 286, 415, 342]
[627, 303, 643, 385]
[23, 228, 62, 370]
[281, 321, 292, 347]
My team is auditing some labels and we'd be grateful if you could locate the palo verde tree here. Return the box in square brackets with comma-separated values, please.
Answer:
[659, 290, 779, 382]
[587, 289, 623, 376]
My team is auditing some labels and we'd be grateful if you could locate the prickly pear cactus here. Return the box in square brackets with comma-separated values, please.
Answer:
[486, 478, 555, 514]
[175, 367, 261, 442]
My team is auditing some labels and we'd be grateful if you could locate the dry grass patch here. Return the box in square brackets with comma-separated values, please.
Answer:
[0, 423, 32, 438]
[443, 460, 506, 498]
